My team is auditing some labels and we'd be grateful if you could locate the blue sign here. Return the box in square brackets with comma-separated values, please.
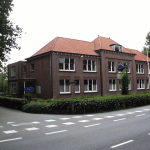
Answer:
[118, 65, 125, 72]
[24, 87, 34, 92]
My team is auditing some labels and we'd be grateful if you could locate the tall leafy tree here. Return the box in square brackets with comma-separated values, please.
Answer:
[142, 32, 150, 57]
[0, 0, 22, 68]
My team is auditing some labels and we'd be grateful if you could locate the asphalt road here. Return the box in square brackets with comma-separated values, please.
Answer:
[0, 105, 150, 150]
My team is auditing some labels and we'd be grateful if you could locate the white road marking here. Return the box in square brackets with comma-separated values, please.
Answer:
[62, 122, 75, 125]
[45, 130, 67, 135]
[32, 122, 40, 124]
[59, 118, 70, 120]
[110, 140, 134, 148]
[84, 115, 94, 117]
[126, 112, 135, 114]
[148, 133, 150, 135]
[143, 109, 150, 111]
[7, 122, 15, 124]
[25, 127, 39, 131]
[78, 120, 90, 123]
[135, 114, 146, 117]
[92, 118, 103, 120]
[84, 123, 100, 128]
[115, 114, 126, 117]
[134, 111, 143, 113]
[72, 116, 83, 118]
[0, 137, 22, 143]
[45, 125, 58, 128]
[0, 126, 4, 128]
[11, 122, 33, 126]
[3, 130, 18, 134]
[105, 116, 115, 118]
[113, 118, 126, 122]
[45, 120, 56, 122]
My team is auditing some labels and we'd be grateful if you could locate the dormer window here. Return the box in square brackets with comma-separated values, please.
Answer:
[110, 44, 123, 52]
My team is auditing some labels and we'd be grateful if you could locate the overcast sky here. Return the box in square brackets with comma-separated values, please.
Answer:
[8, 0, 150, 64]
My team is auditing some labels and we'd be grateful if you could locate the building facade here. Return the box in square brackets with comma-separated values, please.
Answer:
[8, 36, 150, 99]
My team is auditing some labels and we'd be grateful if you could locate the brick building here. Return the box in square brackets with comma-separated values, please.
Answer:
[8, 36, 150, 99]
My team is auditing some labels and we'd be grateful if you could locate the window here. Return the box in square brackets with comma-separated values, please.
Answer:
[23, 66, 26, 73]
[60, 79, 70, 93]
[109, 79, 116, 91]
[111, 45, 123, 52]
[11, 66, 16, 77]
[108, 61, 115, 72]
[59, 58, 75, 71]
[11, 84, 16, 94]
[124, 63, 130, 73]
[84, 79, 97, 92]
[137, 79, 145, 89]
[136, 64, 144, 74]
[31, 64, 34, 71]
[75, 80, 80, 93]
[147, 79, 149, 89]
[83, 60, 96, 72]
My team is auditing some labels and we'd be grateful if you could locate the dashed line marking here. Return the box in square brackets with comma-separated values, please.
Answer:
[3, 130, 18, 134]
[45, 125, 58, 128]
[113, 118, 126, 122]
[11, 122, 33, 126]
[110, 140, 134, 148]
[59, 118, 70, 120]
[7, 122, 15, 124]
[45, 120, 56, 122]
[84, 115, 94, 117]
[78, 120, 90, 123]
[0, 137, 22, 143]
[115, 114, 126, 117]
[0, 126, 4, 128]
[84, 123, 100, 128]
[92, 118, 103, 120]
[72, 116, 83, 118]
[143, 109, 150, 111]
[45, 130, 67, 135]
[25, 127, 39, 131]
[105, 116, 115, 118]
[135, 114, 146, 117]
[32, 122, 40, 124]
[62, 122, 75, 125]
[134, 111, 143, 113]
[126, 112, 135, 114]
[148, 133, 150, 135]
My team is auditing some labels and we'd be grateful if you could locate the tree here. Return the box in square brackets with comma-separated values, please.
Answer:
[142, 32, 150, 57]
[0, 0, 22, 67]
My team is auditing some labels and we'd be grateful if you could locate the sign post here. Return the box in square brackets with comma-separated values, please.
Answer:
[24, 87, 34, 101]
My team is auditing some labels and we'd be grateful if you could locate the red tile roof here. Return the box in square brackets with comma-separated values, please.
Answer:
[32, 37, 98, 57]
[31, 36, 149, 62]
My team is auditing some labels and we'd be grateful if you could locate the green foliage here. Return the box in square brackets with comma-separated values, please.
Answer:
[22, 92, 150, 114]
[24, 92, 32, 102]
[142, 31, 150, 57]
[0, 0, 23, 64]
[0, 96, 28, 110]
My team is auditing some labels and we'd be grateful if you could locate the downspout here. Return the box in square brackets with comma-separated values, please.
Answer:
[100, 53, 103, 96]
[50, 52, 53, 98]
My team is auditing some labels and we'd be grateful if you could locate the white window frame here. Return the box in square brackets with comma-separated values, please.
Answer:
[60, 79, 71, 94]
[83, 60, 96, 72]
[109, 79, 116, 91]
[59, 58, 75, 71]
[108, 61, 116, 73]
[136, 64, 144, 74]
[137, 79, 145, 89]
[11, 66, 16, 77]
[75, 80, 80, 93]
[84, 79, 97, 92]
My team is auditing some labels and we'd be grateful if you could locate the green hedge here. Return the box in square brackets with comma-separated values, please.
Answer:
[0, 96, 28, 110]
[1, 93, 150, 114]
[22, 93, 150, 114]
